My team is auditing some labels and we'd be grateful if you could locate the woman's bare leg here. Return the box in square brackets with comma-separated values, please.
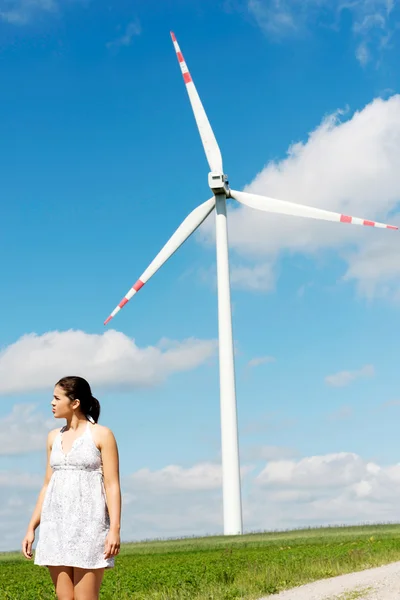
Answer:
[73, 567, 105, 600]
[48, 566, 74, 600]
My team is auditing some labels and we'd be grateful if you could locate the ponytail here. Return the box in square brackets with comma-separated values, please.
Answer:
[88, 396, 101, 424]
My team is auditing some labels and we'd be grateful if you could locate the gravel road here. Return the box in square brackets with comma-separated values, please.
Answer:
[260, 561, 400, 599]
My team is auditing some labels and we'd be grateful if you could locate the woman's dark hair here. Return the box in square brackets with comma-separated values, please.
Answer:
[56, 376, 101, 423]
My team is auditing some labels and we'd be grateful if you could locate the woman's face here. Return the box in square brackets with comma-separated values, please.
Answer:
[51, 385, 78, 419]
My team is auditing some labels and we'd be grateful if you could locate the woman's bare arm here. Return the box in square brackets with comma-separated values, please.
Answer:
[27, 430, 56, 531]
[22, 429, 57, 558]
[101, 427, 121, 535]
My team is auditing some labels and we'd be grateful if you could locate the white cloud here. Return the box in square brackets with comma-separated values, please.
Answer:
[0, 404, 53, 455]
[256, 452, 368, 488]
[198, 260, 276, 293]
[0, 470, 42, 488]
[245, 0, 398, 64]
[382, 399, 400, 407]
[128, 463, 223, 492]
[247, 451, 400, 529]
[247, 355, 276, 368]
[201, 95, 400, 299]
[0, 329, 216, 396]
[230, 261, 276, 292]
[127, 462, 254, 494]
[5, 449, 400, 551]
[242, 412, 297, 435]
[247, 0, 298, 37]
[355, 41, 370, 66]
[325, 364, 375, 387]
[242, 444, 297, 461]
[327, 404, 353, 420]
[0, 0, 58, 24]
[343, 233, 400, 300]
[107, 20, 141, 49]
[297, 281, 314, 297]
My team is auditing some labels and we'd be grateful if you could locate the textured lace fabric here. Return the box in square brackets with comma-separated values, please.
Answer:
[34, 421, 115, 569]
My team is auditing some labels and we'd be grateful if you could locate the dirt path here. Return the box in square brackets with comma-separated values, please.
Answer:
[260, 560, 400, 599]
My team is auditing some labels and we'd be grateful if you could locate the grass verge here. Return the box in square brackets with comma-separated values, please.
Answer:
[1, 523, 400, 599]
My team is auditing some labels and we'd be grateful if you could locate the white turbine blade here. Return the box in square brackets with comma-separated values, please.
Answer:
[230, 190, 398, 231]
[170, 31, 223, 174]
[104, 197, 216, 325]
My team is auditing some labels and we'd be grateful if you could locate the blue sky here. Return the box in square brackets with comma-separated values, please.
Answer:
[1, 0, 400, 551]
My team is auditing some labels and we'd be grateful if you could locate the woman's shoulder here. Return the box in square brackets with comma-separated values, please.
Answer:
[47, 427, 63, 445]
[91, 423, 113, 435]
[90, 423, 117, 447]
[49, 426, 64, 435]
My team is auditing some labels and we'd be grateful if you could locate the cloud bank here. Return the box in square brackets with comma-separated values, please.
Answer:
[0, 329, 217, 396]
[325, 364, 375, 387]
[3, 433, 400, 550]
[246, 0, 398, 65]
[201, 95, 400, 300]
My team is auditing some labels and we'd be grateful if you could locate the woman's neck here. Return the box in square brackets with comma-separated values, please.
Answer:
[65, 414, 87, 431]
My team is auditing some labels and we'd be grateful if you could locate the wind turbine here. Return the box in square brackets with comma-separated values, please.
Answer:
[104, 32, 398, 536]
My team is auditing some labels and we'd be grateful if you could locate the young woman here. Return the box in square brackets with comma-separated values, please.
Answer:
[22, 376, 121, 600]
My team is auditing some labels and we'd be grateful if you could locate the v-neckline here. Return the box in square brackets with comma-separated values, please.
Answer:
[60, 421, 89, 457]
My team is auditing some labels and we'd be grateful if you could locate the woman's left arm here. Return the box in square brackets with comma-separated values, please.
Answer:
[101, 428, 121, 559]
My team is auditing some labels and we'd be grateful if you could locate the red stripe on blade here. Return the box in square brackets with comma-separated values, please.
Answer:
[363, 220, 375, 227]
[340, 215, 352, 223]
[177, 51, 184, 63]
[119, 297, 128, 308]
[133, 279, 144, 292]
[387, 225, 398, 230]
[170, 32, 176, 42]
[104, 316, 112, 326]
[183, 72, 192, 84]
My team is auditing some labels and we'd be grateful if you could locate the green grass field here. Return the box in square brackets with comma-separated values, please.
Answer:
[2, 524, 400, 599]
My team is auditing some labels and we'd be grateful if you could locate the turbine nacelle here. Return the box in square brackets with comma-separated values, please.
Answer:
[208, 172, 230, 196]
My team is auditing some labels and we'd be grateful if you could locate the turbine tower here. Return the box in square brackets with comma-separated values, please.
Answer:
[104, 32, 397, 536]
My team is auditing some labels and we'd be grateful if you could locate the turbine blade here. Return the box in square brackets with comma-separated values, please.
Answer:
[104, 197, 216, 325]
[230, 190, 398, 231]
[170, 31, 223, 174]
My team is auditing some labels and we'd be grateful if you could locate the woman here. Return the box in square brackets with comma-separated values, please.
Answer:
[22, 376, 121, 600]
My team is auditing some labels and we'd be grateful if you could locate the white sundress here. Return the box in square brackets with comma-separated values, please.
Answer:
[34, 420, 115, 570]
